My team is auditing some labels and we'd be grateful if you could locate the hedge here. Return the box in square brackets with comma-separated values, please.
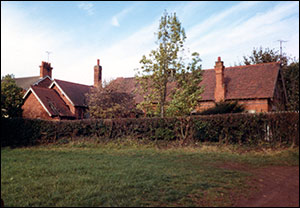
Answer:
[1, 112, 299, 147]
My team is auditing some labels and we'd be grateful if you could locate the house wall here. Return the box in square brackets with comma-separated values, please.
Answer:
[237, 99, 269, 112]
[196, 98, 269, 113]
[22, 93, 54, 120]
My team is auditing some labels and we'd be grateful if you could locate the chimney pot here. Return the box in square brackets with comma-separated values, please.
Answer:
[97, 59, 100, 66]
[218, 57, 221, 62]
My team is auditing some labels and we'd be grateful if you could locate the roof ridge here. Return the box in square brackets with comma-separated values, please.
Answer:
[54, 79, 92, 87]
[14, 76, 40, 80]
[225, 62, 280, 69]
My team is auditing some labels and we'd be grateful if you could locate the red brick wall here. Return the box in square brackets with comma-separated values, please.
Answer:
[197, 98, 270, 113]
[22, 93, 53, 120]
[237, 99, 269, 112]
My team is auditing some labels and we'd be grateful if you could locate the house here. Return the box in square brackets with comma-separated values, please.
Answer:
[17, 56, 287, 120]
[111, 57, 287, 113]
[19, 60, 102, 120]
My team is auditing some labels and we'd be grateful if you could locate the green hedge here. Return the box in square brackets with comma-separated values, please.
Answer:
[1, 112, 299, 147]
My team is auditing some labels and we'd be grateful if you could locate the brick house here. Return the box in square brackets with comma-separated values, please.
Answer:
[111, 57, 287, 113]
[17, 56, 286, 120]
[19, 60, 102, 120]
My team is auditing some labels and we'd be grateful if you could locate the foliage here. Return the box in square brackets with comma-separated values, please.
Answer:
[196, 101, 245, 115]
[1, 74, 24, 118]
[283, 61, 299, 111]
[86, 79, 142, 119]
[1, 112, 298, 148]
[135, 11, 203, 118]
[167, 52, 204, 116]
[242, 46, 285, 65]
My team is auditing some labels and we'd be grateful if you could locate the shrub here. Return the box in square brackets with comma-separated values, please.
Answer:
[1, 112, 298, 147]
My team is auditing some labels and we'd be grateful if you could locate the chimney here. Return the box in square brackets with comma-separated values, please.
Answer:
[214, 57, 226, 102]
[94, 59, 102, 88]
[40, 61, 53, 78]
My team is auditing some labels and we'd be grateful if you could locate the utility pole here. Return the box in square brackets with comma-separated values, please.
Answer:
[277, 40, 287, 65]
[45, 51, 52, 62]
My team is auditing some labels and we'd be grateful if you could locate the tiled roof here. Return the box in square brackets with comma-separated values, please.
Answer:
[52, 79, 92, 107]
[111, 62, 280, 103]
[14, 76, 52, 90]
[201, 62, 280, 101]
[30, 86, 74, 118]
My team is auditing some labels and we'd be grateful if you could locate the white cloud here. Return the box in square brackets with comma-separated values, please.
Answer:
[111, 5, 135, 27]
[184, 1, 299, 69]
[111, 16, 120, 27]
[77, 2, 94, 16]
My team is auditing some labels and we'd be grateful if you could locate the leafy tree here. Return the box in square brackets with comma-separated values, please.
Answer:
[166, 52, 203, 116]
[243, 46, 286, 65]
[242, 46, 299, 111]
[196, 101, 245, 115]
[1, 74, 24, 118]
[283, 61, 299, 111]
[86, 80, 142, 119]
[136, 10, 203, 117]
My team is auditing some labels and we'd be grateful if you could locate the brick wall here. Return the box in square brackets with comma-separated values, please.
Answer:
[22, 93, 53, 120]
[197, 98, 270, 113]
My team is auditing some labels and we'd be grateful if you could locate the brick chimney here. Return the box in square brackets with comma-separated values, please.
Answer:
[94, 59, 102, 88]
[39, 61, 53, 78]
[214, 57, 226, 102]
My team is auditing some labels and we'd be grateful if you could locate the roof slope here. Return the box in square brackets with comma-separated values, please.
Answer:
[14, 76, 52, 90]
[200, 62, 280, 101]
[112, 62, 281, 102]
[53, 79, 92, 107]
[30, 86, 74, 118]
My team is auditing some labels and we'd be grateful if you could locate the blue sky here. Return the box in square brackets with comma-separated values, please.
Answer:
[1, 1, 299, 85]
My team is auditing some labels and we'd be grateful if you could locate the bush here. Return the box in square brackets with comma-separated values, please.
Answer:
[1, 112, 298, 147]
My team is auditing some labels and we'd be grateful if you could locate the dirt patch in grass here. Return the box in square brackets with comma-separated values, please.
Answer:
[220, 163, 299, 207]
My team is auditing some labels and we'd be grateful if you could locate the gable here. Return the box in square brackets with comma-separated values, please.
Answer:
[23, 86, 74, 118]
[49, 79, 92, 107]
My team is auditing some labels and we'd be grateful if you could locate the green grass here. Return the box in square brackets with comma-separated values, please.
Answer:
[1, 140, 299, 207]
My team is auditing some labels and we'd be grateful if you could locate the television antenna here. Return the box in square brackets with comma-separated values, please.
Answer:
[45, 51, 52, 62]
[277, 40, 288, 64]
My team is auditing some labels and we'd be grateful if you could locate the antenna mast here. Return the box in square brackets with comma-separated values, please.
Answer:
[45, 51, 52, 62]
[277, 40, 287, 65]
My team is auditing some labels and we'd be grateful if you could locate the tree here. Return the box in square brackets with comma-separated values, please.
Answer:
[242, 46, 299, 111]
[86, 80, 142, 119]
[283, 61, 299, 111]
[136, 10, 203, 118]
[1, 74, 24, 118]
[243, 46, 285, 65]
[166, 52, 203, 116]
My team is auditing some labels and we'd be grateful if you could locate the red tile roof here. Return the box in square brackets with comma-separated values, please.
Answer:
[52, 79, 92, 107]
[201, 62, 280, 101]
[30, 86, 74, 118]
[112, 62, 281, 103]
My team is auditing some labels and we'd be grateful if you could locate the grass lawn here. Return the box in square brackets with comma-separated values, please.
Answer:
[1, 140, 299, 207]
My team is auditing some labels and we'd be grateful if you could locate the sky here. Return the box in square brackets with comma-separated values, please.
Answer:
[1, 1, 299, 86]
